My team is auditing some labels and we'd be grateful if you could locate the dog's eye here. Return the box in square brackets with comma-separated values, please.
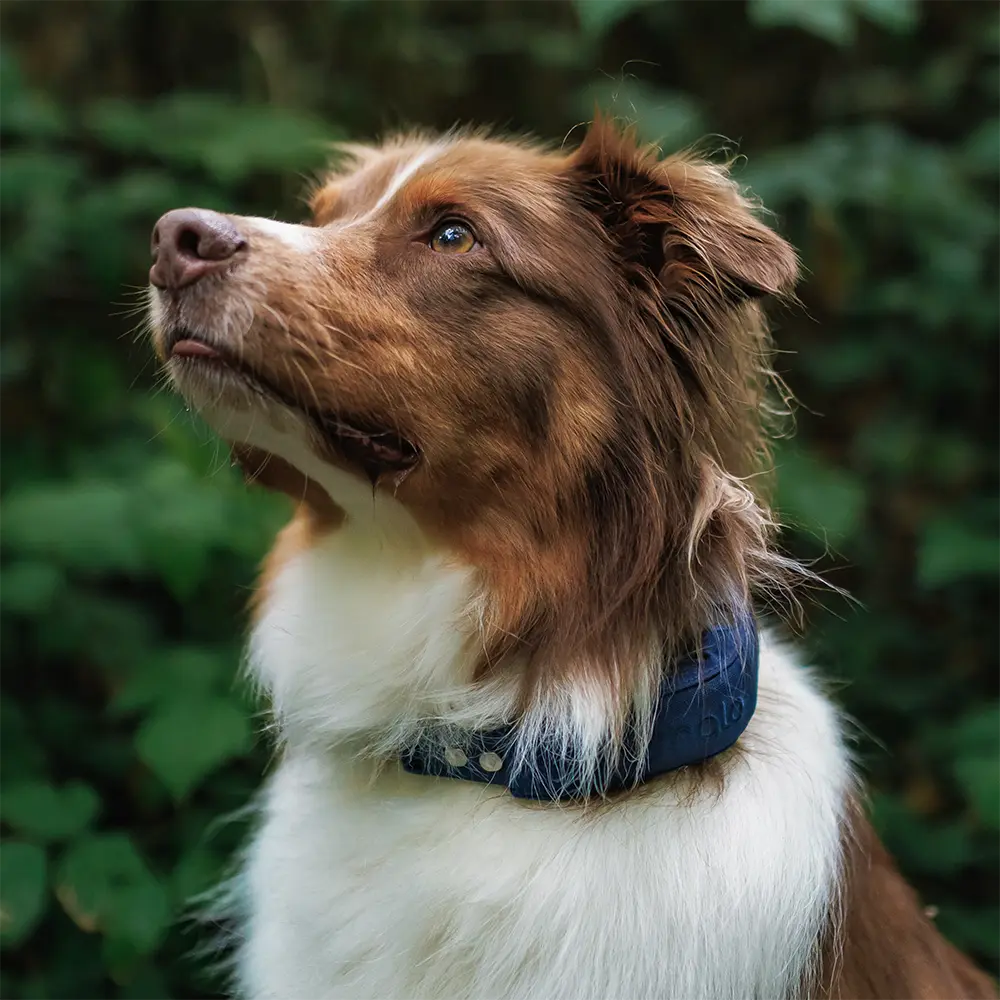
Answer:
[429, 221, 476, 254]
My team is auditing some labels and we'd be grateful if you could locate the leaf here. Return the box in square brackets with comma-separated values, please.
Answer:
[56, 834, 170, 955]
[1, 782, 100, 842]
[0, 481, 143, 574]
[572, 0, 650, 37]
[85, 95, 336, 183]
[749, 0, 855, 46]
[135, 458, 230, 598]
[917, 519, 999, 588]
[576, 80, 705, 146]
[951, 704, 1000, 756]
[954, 758, 1000, 831]
[962, 118, 1000, 177]
[0, 702, 47, 785]
[134, 698, 252, 800]
[0, 841, 48, 947]
[854, 0, 918, 34]
[935, 904, 1000, 960]
[171, 846, 223, 905]
[871, 793, 973, 875]
[0, 51, 70, 140]
[35, 593, 155, 673]
[948, 705, 1000, 831]
[111, 646, 229, 716]
[115, 965, 171, 999]
[774, 447, 866, 541]
[0, 560, 64, 616]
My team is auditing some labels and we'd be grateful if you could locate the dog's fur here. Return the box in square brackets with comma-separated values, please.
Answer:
[149, 119, 996, 999]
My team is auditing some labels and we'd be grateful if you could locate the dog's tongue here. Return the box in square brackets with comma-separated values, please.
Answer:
[172, 338, 221, 360]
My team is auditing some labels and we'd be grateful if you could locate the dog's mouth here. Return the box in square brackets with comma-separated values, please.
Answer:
[168, 332, 420, 484]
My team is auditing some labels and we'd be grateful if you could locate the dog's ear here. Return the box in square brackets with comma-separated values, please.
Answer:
[566, 116, 798, 300]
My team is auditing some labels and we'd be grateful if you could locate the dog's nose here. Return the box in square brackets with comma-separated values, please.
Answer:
[150, 208, 246, 290]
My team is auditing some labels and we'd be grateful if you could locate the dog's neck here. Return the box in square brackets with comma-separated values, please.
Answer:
[251, 482, 703, 783]
[246, 504, 855, 998]
[399, 616, 759, 800]
[251, 506, 480, 752]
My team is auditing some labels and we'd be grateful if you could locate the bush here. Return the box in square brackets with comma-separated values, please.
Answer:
[1, 2, 996, 995]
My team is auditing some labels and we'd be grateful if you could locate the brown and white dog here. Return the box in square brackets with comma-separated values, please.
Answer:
[148, 119, 996, 1000]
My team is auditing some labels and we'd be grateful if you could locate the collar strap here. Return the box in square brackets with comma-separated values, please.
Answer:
[401, 615, 759, 801]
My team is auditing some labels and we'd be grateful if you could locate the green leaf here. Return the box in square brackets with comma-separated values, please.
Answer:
[110, 644, 230, 716]
[917, 519, 999, 588]
[0, 560, 64, 616]
[116, 965, 171, 1000]
[950, 704, 1000, 756]
[962, 119, 1000, 177]
[854, 0, 918, 34]
[749, 0, 855, 46]
[56, 834, 170, 955]
[1, 782, 100, 842]
[0, 50, 70, 140]
[935, 904, 1000, 961]
[0, 91, 71, 139]
[871, 793, 973, 875]
[576, 80, 705, 146]
[947, 705, 1000, 830]
[954, 758, 1000, 831]
[0, 841, 48, 947]
[0, 481, 143, 575]
[572, 0, 650, 37]
[135, 458, 230, 598]
[85, 95, 335, 183]
[0, 702, 46, 784]
[171, 846, 223, 905]
[134, 698, 252, 800]
[775, 447, 866, 541]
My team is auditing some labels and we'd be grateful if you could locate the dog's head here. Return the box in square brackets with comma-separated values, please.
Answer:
[148, 117, 798, 686]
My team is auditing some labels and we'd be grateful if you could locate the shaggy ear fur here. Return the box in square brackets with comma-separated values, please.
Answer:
[568, 116, 799, 300]
[493, 115, 806, 694]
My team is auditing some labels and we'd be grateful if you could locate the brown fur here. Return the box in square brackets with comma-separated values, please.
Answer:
[819, 806, 997, 999]
[157, 118, 802, 711]
[150, 118, 995, 997]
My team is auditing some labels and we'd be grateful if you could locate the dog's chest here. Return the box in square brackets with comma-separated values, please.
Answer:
[237, 708, 847, 1000]
[238, 543, 851, 999]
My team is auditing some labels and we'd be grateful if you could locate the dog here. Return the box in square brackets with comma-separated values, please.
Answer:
[147, 118, 996, 1000]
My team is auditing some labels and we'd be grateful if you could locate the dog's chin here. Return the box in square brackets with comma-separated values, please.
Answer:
[168, 368, 353, 524]
[164, 334, 421, 491]
[169, 352, 275, 419]
[167, 353, 305, 463]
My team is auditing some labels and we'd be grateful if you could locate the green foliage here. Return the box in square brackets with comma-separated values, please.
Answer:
[135, 698, 252, 802]
[751, 0, 859, 46]
[774, 446, 867, 542]
[749, 0, 918, 46]
[86, 94, 335, 184]
[1, 842, 48, 947]
[573, 0, 652, 38]
[1, 783, 100, 843]
[577, 78, 706, 145]
[1, 1, 996, 996]
[57, 834, 170, 952]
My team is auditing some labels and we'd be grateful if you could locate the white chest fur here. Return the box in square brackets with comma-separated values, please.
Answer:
[237, 529, 852, 1000]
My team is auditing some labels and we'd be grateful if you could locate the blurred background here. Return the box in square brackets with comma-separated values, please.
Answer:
[0, 1, 997, 996]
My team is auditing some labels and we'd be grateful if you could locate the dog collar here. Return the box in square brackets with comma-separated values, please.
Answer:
[401, 614, 759, 801]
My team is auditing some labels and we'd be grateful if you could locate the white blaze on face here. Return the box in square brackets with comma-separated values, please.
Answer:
[242, 216, 324, 251]
[339, 143, 449, 231]
[238, 143, 448, 250]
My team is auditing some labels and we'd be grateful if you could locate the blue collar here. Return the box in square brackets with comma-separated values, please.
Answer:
[401, 615, 759, 801]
